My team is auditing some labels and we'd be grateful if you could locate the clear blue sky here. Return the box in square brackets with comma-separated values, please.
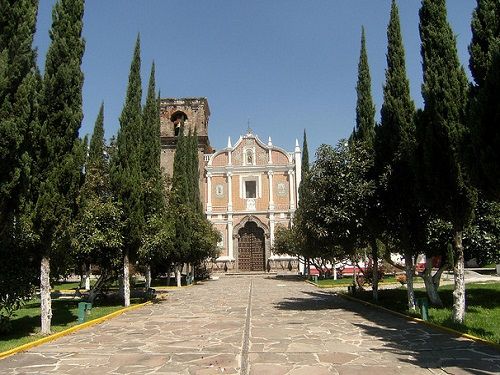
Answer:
[34, 1, 475, 157]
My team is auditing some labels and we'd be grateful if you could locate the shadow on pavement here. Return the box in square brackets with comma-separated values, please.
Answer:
[274, 289, 500, 374]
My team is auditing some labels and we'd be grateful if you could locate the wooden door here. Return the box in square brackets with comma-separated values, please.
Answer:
[238, 222, 265, 271]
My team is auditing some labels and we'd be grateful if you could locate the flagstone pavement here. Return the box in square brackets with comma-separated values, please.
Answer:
[1, 275, 499, 374]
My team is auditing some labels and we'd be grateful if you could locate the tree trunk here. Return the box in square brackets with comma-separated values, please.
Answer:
[40, 256, 52, 335]
[123, 250, 130, 307]
[145, 264, 151, 289]
[166, 265, 171, 286]
[175, 265, 181, 287]
[452, 229, 466, 323]
[84, 263, 91, 290]
[404, 250, 416, 311]
[370, 238, 379, 302]
[420, 257, 443, 306]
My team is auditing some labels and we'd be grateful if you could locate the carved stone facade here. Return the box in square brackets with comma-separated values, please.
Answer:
[160, 98, 301, 273]
[206, 131, 301, 273]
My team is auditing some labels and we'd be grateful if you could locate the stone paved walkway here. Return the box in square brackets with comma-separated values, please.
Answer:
[0, 276, 499, 374]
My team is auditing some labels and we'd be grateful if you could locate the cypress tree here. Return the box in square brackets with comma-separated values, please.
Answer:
[0, 0, 39, 231]
[301, 129, 309, 179]
[140, 63, 166, 285]
[110, 35, 143, 307]
[190, 130, 202, 214]
[352, 27, 376, 149]
[171, 126, 189, 205]
[419, 0, 476, 323]
[35, 0, 85, 334]
[377, 0, 418, 310]
[469, 0, 500, 200]
[141, 63, 164, 215]
[469, 0, 500, 87]
[351, 27, 379, 301]
[0, 0, 40, 323]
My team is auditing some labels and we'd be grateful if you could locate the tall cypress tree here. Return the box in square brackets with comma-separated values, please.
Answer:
[352, 27, 376, 149]
[140, 63, 166, 285]
[141, 63, 164, 215]
[111, 35, 143, 307]
[35, 0, 85, 334]
[469, 0, 500, 200]
[190, 130, 202, 214]
[351, 27, 379, 301]
[301, 129, 309, 180]
[377, 0, 418, 310]
[419, 0, 476, 323]
[0, 0, 40, 322]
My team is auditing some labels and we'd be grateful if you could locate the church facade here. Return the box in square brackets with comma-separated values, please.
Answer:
[159, 97, 301, 272]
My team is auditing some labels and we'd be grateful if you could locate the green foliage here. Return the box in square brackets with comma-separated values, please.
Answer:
[469, 0, 500, 87]
[72, 105, 124, 278]
[469, 0, 500, 200]
[169, 126, 219, 266]
[297, 141, 374, 257]
[0, 0, 40, 325]
[418, 0, 476, 230]
[34, 0, 86, 262]
[111, 35, 144, 255]
[141, 63, 164, 217]
[375, 0, 422, 257]
[351, 27, 376, 149]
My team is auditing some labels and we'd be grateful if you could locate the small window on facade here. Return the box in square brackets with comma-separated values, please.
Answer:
[246, 149, 253, 165]
[245, 180, 256, 199]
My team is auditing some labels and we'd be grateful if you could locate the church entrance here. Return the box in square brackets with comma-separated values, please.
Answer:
[238, 221, 265, 271]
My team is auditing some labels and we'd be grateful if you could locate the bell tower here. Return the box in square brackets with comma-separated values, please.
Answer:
[159, 97, 212, 178]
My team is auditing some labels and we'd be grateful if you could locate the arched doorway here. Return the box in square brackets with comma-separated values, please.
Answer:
[238, 221, 265, 271]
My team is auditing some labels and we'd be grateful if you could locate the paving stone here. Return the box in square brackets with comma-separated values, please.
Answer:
[1, 276, 499, 374]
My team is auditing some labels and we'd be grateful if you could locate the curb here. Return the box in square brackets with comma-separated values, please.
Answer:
[0, 301, 152, 360]
[336, 291, 500, 351]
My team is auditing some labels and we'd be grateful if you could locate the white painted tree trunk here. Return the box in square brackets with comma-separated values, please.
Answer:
[84, 265, 91, 290]
[452, 230, 466, 323]
[145, 264, 151, 289]
[404, 251, 416, 311]
[175, 265, 181, 287]
[123, 251, 130, 307]
[421, 257, 443, 306]
[40, 256, 52, 335]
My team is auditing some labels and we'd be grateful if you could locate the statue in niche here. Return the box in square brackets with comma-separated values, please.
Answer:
[246, 149, 253, 165]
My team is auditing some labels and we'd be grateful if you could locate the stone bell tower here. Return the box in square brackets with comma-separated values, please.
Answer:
[159, 97, 212, 179]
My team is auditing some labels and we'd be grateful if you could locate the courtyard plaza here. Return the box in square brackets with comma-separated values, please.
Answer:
[0, 275, 498, 374]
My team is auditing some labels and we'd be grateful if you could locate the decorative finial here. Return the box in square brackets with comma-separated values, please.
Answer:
[268, 137, 272, 146]
[246, 118, 253, 135]
[227, 136, 232, 148]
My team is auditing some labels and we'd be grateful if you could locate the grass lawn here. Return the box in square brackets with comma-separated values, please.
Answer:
[0, 297, 144, 353]
[348, 281, 500, 344]
[316, 275, 424, 287]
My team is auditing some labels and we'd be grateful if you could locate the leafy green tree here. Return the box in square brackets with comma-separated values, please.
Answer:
[469, 0, 500, 200]
[71, 104, 124, 304]
[418, 0, 476, 323]
[110, 35, 143, 307]
[376, 0, 419, 310]
[296, 141, 375, 271]
[0, 0, 40, 330]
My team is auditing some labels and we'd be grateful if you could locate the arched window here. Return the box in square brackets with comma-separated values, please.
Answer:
[170, 111, 188, 136]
